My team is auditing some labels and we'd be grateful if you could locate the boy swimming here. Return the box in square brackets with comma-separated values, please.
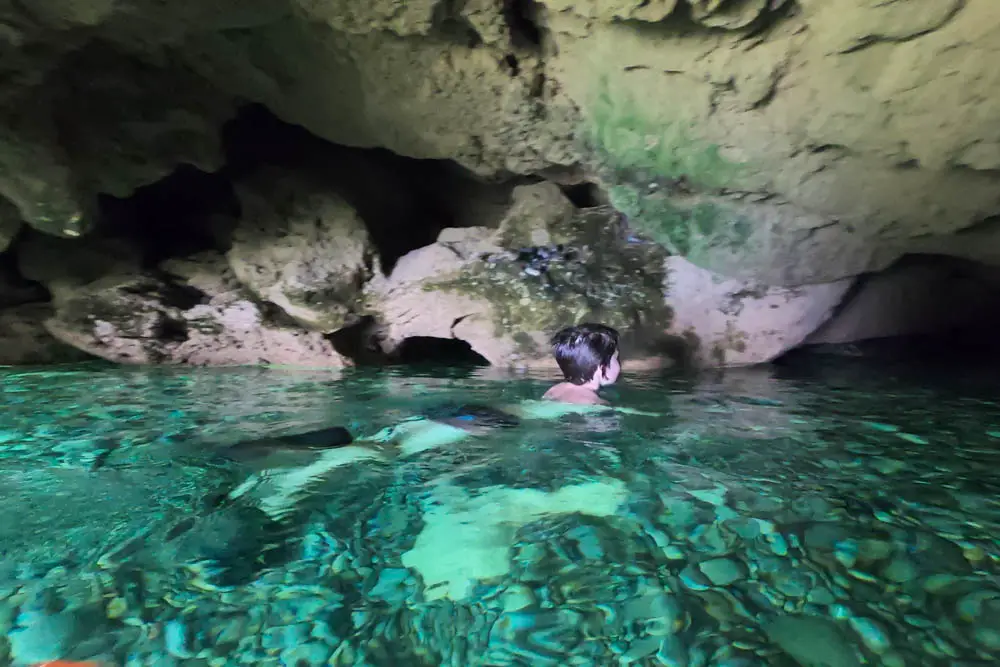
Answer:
[542, 323, 621, 405]
[221, 322, 654, 521]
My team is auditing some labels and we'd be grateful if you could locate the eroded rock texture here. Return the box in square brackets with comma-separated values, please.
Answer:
[17, 234, 344, 366]
[0, 0, 998, 366]
[229, 168, 377, 333]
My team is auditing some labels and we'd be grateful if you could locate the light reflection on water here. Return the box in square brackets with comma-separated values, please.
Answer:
[0, 358, 999, 665]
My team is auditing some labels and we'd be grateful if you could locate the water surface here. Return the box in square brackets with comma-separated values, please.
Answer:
[1, 358, 999, 666]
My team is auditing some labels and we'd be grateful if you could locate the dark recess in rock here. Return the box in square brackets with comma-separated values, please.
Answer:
[88, 104, 512, 277]
[222, 104, 498, 273]
[775, 253, 1000, 368]
[0, 235, 49, 308]
[327, 316, 385, 366]
[328, 315, 489, 367]
[394, 336, 490, 367]
[98, 165, 239, 267]
[152, 316, 189, 344]
[559, 181, 602, 208]
[504, 0, 543, 49]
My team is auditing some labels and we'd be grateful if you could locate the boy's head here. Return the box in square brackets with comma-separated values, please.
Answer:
[550, 323, 621, 387]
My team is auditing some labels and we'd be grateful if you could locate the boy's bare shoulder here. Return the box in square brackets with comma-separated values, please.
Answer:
[542, 382, 607, 405]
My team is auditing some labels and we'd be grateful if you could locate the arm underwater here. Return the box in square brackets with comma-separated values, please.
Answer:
[221, 400, 663, 522]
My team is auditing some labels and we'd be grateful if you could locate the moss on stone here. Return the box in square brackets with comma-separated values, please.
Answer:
[581, 76, 753, 262]
[425, 207, 672, 340]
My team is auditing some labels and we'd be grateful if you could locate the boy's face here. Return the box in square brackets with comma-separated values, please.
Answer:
[596, 350, 621, 386]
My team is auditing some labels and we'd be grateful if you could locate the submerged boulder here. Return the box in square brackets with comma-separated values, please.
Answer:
[228, 169, 377, 333]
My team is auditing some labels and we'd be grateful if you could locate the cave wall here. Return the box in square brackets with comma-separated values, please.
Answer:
[1, 0, 999, 367]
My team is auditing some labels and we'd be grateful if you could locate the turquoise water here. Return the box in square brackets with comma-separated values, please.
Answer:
[1, 359, 1000, 666]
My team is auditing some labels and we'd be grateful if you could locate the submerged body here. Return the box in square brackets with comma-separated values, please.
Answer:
[227, 323, 640, 521]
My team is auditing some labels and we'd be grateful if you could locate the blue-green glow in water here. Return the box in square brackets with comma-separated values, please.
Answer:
[1, 359, 999, 666]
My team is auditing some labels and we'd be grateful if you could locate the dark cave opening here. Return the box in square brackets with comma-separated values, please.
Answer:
[393, 336, 490, 367]
[97, 164, 239, 267]
[774, 253, 1000, 374]
[0, 229, 48, 308]
[559, 181, 602, 208]
[327, 316, 490, 368]
[221, 103, 510, 273]
[503, 0, 543, 49]
[90, 103, 516, 275]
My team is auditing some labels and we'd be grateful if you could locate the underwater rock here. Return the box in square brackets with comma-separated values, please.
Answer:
[763, 615, 861, 667]
[401, 478, 630, 601]
[228, 168, 377, 333]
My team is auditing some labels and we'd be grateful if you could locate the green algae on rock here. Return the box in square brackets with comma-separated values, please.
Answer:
[580, 75, 752, 263]
[424, 205, 671, 344]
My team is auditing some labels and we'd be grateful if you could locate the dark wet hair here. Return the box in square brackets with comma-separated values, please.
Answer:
[550, 323, 620, 385]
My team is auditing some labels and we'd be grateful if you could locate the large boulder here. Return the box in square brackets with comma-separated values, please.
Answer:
[664, 256, 853, 366]
[17, 234, 345, 366]
[228, 169, 377, 333]
[366, 182, 854, 367]
[365, 183, 672, 366]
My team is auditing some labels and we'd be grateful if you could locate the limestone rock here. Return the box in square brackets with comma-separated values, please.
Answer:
[228, 169, 377, 333]
[0, 43, 235, 239]
[366, 182, 671, 366]
[549, 0, 1000, 283]
[538, 0, 681, 22]
[806, 258, 1000, 346]
[664, 256, 853, 366]
[365, 236, 522, 366]
[19, 238, 344, 366]
[48, 44, 236, 199]
[0, 97, 87, 238]
[688, 0, 775, 30]
[178, 17, 579, 177]
[0, 0, 997, 357]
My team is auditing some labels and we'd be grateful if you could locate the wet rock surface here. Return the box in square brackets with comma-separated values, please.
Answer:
[665, 256, 853, 366]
